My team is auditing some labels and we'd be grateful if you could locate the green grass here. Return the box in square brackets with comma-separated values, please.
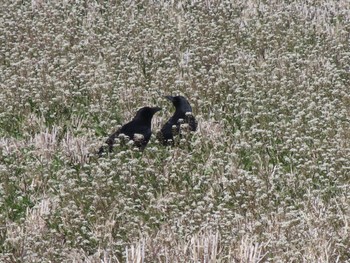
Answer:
[0, 0, 350, 262]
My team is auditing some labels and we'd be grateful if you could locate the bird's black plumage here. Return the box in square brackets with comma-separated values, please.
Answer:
[98, 106, 161, 156]
[157, 95, 197, 145]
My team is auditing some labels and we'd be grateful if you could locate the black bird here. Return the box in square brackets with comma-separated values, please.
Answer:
[98, 106, 161, 156]
[157, 95, 197, 145]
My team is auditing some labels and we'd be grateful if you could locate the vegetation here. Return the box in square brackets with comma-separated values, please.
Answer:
[1, 0, 349, 262]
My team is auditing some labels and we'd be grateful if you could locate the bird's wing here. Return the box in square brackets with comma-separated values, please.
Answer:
[121, 121, 152, 144]
[118, 121, 136, 139]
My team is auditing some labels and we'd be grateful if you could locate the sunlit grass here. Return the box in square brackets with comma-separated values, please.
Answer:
[1, 0, 349, 262]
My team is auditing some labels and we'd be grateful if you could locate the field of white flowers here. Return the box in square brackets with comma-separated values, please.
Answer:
[1, 0, 350, 262]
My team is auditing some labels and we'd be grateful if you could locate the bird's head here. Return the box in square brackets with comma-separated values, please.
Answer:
[135, 106, 162, 121]
[165, 95, 193, 113]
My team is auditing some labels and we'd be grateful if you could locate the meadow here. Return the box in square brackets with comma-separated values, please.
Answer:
[0, 0, 349, 262]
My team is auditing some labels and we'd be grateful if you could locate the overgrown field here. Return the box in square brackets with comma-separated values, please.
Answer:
[1, 0, 350, 262]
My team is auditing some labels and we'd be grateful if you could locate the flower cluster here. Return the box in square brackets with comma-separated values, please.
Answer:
[0, 0, 349, 262]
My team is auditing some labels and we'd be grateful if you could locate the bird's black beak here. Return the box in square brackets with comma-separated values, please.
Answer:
[165, 95, 174, 102]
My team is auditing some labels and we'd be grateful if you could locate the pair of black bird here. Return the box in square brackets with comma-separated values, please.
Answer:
[98, 95, 197, 156]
